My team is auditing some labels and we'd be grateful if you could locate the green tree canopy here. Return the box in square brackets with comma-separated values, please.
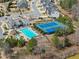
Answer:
[64, 37, 71, 47]
[57, 16, 75, 34]
[52, 35, 60, 48]
[27, 38, 37, 51]
[17, 37, 25, 47]
[60, 0, 77, 10]
[5, 36, 17, 48]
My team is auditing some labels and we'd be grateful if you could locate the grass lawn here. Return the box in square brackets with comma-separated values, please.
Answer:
[67, 54, 79, 59]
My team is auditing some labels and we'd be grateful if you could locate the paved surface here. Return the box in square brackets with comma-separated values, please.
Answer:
[30, 0, 41, 17]
[0, 27, 4, 39]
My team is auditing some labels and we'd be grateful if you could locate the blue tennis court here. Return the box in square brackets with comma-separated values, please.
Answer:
[35, 21, 65, 34]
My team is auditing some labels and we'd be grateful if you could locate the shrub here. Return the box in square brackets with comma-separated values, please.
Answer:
[27, 38, 37, 52]
[5, 36, 17, 48]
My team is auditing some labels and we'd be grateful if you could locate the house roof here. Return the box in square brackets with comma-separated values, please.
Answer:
[17, 0, 28, 8]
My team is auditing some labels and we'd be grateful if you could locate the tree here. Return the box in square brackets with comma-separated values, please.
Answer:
[52, 35, 60, 48]
[72, 3, 79, 21]
[60, 0, 77, 10]
[52, 35, 71, 49]
[57, 16, 74, 34]
[55, 28, 65, 36]
[27, 38, 37, 52]
[5, 36, 17, 48]
[9, 49, 26, 59]
[7, 1, 12, 12]
[17, 37, 25, 47]
[4, 0, 10, 2]
[64, 37, 71, 47]
[57, 16, 71, 24]
[0, 39, 5, 48]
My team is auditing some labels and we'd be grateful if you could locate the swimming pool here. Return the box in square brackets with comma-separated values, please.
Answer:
[35, 21, 65, 34]
[20, 27, 38, 39]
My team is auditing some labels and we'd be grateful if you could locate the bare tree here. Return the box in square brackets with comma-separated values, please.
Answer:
[72, 3, 79, 21]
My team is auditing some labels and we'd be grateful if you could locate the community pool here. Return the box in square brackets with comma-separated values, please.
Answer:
[20, 27, 38, 39]
[35, 21, 65, 34]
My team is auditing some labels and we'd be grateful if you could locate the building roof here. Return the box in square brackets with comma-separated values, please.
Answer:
[41, 0, 59, 18]
[17, 0, 28, 8]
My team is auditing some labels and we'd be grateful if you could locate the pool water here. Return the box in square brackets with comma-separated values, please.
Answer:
[20, 28, 38, 39]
